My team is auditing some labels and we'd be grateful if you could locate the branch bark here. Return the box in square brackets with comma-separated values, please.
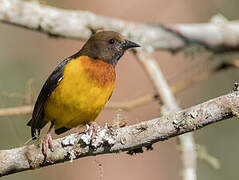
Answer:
[1, 0, 239, 53]
[0, 91, 238, 177]
[135, 50, 197, 180]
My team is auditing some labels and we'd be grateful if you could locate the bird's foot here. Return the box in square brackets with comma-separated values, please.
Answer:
[42, 133, 54, 157]
[85, 122, 100, 139]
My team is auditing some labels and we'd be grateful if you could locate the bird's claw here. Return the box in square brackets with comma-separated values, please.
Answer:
[42, 133, 54, 157]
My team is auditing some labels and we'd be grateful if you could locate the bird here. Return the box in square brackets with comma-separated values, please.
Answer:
[27, 31, 140, 156]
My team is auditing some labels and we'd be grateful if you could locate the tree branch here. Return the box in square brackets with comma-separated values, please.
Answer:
[1, 0, 239, 53]
[0, 94, 157, 117]
[0, 105, 33, 117]
[107, 94, 157, 110]
[0, 91, 238, 177]
[134, 50, 197, 180]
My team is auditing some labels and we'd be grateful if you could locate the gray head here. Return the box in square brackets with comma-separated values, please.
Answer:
[79, 31, 140, 66]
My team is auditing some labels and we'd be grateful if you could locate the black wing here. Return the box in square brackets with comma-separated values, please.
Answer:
[27, 57, 73, 138]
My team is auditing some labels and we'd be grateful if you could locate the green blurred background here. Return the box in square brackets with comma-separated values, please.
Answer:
[1, 0, 239, 179]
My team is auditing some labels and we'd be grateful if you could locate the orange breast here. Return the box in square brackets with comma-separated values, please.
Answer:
[80, 56, 116, 87]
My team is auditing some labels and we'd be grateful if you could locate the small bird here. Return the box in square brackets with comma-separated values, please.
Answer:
[27, 31, 140, 156]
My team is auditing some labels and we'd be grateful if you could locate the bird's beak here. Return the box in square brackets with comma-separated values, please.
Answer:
[123, 39, 140, 50]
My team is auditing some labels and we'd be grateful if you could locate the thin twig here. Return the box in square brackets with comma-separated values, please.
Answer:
[197, 146, 220, 170]
[107, 94, 157, 110]
[0, 105, 33, 117]
[135, 50, 197, 180]
[0, 95, 156, 117]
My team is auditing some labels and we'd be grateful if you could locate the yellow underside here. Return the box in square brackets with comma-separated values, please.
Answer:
[44, 57, 115, 129]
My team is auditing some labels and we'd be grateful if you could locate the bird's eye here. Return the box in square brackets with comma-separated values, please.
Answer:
[109, 38, 115, 44]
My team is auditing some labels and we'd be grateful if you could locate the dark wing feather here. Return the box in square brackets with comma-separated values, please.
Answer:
[28, 56, 74, 138]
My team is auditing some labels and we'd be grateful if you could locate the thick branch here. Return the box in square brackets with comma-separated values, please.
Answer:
[1, 0, 239, 53]
[0, 91, 238, 177]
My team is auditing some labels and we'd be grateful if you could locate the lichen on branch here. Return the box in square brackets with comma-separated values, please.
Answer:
[0, 91, 238, 177]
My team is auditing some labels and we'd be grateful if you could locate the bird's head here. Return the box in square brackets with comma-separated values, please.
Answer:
[80, 31, 140, 66]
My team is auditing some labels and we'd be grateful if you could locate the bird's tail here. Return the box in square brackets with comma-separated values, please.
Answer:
[27, 119, 32, 126]
[26, 118, 38, 140]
